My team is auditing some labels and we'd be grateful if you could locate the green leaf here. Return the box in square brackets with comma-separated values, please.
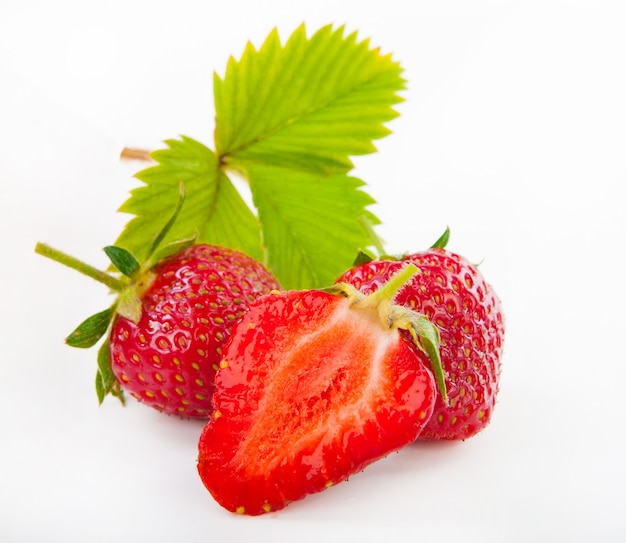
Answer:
[95, 339, 125, 405]
[114, 136, 263, 263]
[65, 307, 115, 348]
[247, 163, 379, 289]
[113, 25, 403, 289]
[103, 246, 140, 277]
[215, 24, 405, 175]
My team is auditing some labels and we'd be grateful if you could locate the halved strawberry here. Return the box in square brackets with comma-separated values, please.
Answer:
[197, 265, 443, 515]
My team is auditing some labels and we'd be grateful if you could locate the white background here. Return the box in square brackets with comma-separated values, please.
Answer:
[1, 1, 625, 541]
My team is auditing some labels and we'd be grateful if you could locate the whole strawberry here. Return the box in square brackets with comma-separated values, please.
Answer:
[109, 244, 280, 418]
[35, 196, 280, 417]
[336, 244, 504, 441]
[197, 265, 443, 515]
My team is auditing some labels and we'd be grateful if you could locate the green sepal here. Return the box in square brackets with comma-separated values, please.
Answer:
[116, 287, 143, 324]
[430, 226, 451, 249]
[146, 182, 186, 260]
[95, 371, 105, 404]
[103, 246, 140, 278]
[65, 307, 115, 348]
[407, 317, 448, 404]
[145, 233, 197, 270]
[352, 249, 375, 266]
[95, 339, 125, 405]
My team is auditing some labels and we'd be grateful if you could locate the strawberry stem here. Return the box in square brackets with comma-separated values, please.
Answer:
[35, 242, 126, 292]
[358, 263, 418, 307]
[120, 147, 152, 161]
[354, 264, 419, 327]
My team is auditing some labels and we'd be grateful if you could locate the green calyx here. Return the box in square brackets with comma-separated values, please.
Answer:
[34, 186, 190, 405]
[330, 264, 448, 404]
[34, 240, 156, 406]
[35, 184, 188, 325]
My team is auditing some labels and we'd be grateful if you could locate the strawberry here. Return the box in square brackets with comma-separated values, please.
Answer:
[336, 242, 505, 441]
[197, 265, 444, 515]
[35, 192, 280, 417]
[108, 244, 281, 418]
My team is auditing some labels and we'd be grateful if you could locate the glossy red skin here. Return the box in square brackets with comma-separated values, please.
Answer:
[109, 245, 280, 418]
[197, 290, 436, 515]
[337, 249, 505, 440]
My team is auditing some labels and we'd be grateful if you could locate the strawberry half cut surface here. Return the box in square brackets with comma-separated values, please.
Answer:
[197, 265, 443, 515]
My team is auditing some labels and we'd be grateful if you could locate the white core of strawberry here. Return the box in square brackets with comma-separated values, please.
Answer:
[331, 263, 448, 404]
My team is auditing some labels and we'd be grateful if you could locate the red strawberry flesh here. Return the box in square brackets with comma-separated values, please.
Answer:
[197, 283, 437, 515]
